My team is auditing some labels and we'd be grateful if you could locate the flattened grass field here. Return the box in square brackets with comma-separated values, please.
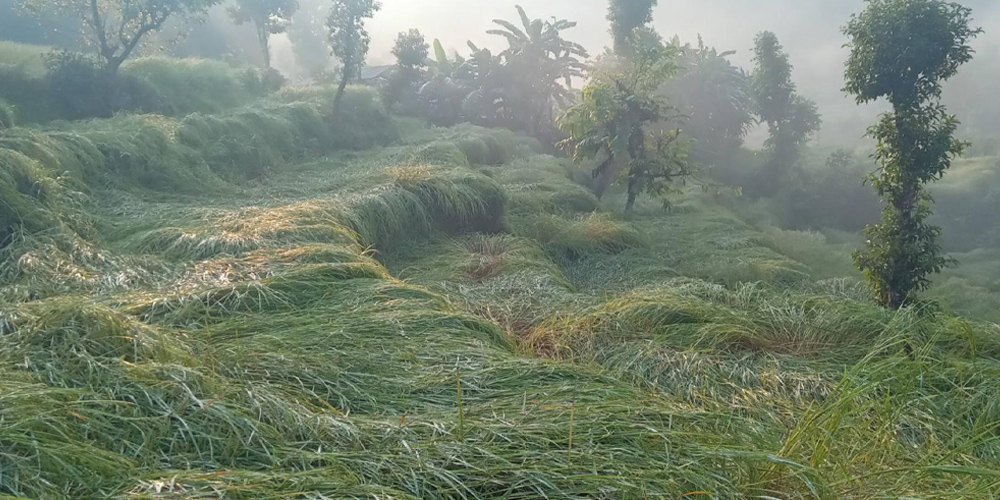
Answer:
[3, 0, 1000, 497]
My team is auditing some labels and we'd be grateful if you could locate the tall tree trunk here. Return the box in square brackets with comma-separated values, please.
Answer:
[592, 157, 618, 200]
[333, 70, 350, 115]
[625, 176, 638, 212]
[887, 110, 917, 309]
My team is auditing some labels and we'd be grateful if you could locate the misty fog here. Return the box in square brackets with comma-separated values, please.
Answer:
[261, 0, 999, 147]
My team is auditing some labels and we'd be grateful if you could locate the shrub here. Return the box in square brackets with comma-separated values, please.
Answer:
[121, 57, 252, 116]
[240, 66, 287, 96]
[44, 51, 113, 119]
[325, 86, 397, 149]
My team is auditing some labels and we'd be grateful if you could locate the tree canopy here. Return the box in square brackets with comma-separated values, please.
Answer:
[749, 31, 821, 195]
[607, 0, 658, 55]
[660, 37, 754, 167]
[559, 30, 694, 211]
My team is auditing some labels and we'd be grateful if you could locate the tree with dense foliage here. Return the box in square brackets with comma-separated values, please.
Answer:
[382, 29, 429, 107]
[416, 7, 585, 139]
[660, 36, 754, 167]
[415, 39, 467, 125]
[486, 5, 588, 139]
[227, 0, 300, 68]
[559, 30, 694, 211]
[607, 0, 658, 56]
[326, 0, 380, 113]
[19, 0, 220, 77]
[750, 31, 821, 195]
[844, 0, 980, 309]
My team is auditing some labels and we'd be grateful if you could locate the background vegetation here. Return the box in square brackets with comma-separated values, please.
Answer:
[2, 0, 1000, 498]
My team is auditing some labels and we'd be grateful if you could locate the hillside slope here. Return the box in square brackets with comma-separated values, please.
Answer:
[1, 98, 1000, 498]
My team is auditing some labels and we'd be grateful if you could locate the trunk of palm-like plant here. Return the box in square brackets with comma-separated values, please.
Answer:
[258, 24, 272, 68]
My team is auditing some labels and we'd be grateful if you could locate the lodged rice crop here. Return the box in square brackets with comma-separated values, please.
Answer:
[2, 89, 1000, 499]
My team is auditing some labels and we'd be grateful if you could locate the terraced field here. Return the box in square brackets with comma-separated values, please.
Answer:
[2, 90, 1000, 499]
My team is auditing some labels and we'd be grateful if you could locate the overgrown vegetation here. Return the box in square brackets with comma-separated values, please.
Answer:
[845, 0, 981, 308]
[2, 0, 1000, 498]
[0, 44, 285, 122]
[749, 31, 822, 197]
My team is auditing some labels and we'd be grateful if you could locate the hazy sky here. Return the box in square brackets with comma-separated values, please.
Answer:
[268, 0, 998, 146]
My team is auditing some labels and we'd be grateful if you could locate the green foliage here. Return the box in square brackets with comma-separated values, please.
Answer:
[43, 51, 116, 119]
[19, 0, 221, 76]
[121, 56, 258, 115]
[659, 37, 754, 167]
[483, 6, 588, 139]
[844, 0, 980, 105]
[0, 41, 49, 77]
[559, 31, 695, 211]
[227, 0, 300, 68]
[0, 87, 395, 249]
[326, 0, 381, 112]
[750, 31, 821, 195]
[844, 0, 980, 308]
[382, 29, 429, 109]
[240, 66, 288, 96]
[3, 110, 1000, 499]
[0, 50, 278, 123]
[415, 7, 587, 140]
[392, 28, 430, 69]
[607, 0, 658, 55]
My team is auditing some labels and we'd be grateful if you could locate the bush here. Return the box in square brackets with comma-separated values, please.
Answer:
[121, 57, 253, 116]
[43, 51, 113, 119]
[326, 86, 397, 149]
[240, 66, 287, 96]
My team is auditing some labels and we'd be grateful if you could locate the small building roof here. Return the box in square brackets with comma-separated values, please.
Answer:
[357, 65, 395, 81]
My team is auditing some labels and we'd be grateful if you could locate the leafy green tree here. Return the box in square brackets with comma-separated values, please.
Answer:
[487, 5, 587, 138]
[227, 0, 300, 68]
[559, 30, 694, 211]
[660, 36, 754, 167]
[844, 0, 981, 308]
[392, 29, 430, 69]
[382, 29, 429, 107]
[326, 0, 381, 113]
[607, 0, 658, 56]
[750, 31, 821, 195]
[19, 0, 220, 77]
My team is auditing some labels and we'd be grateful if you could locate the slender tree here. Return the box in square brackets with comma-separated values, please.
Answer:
[326, 0, 380, 113]
[383, 29, 429, 107]
[19, 0, 220, 77]
[845, 0, 981, 308]
[228, 0, 300, 68]
[559, 30, 694, 211]
[607, 0, 658, 56]
[750, 31, 821, 195]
